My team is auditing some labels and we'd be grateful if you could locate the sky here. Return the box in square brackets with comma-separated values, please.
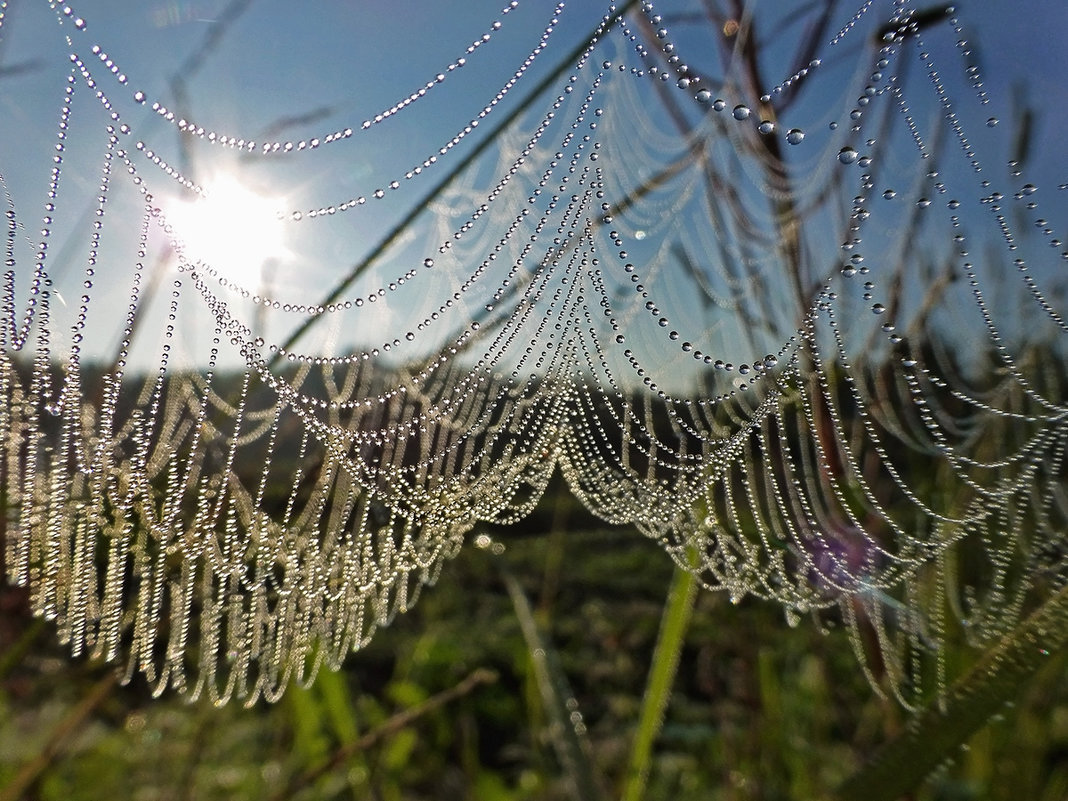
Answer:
[0, 0, 1065, 386]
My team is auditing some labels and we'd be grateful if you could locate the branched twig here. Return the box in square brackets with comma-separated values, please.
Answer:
[0, 670, 119, 801]
[269, 667, 498, 801]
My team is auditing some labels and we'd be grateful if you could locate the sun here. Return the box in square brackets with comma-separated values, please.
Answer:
[167, 174, 287, 287]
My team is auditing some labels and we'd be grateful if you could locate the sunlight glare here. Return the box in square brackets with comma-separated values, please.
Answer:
[168, 175, 286, 286]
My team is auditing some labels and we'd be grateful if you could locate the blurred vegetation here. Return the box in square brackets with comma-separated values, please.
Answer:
[2, 471, 1067, 800]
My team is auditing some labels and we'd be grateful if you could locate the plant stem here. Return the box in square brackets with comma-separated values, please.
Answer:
[835, 583, 1068, 801]
[270, 667, 497, 801]
[502, 566, 607, 801]
[0, 671, 119, 801]
[621, 557, 698, 801]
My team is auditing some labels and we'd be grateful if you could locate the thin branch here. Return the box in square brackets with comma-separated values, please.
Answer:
[269, 667, 498, 801]
[0, 671, 119, 801]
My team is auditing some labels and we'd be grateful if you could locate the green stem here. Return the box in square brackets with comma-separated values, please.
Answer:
[835, 583, 1068, 801]
[621, 558, 698, 801]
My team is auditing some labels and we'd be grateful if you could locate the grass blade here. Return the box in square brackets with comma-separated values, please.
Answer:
[501, 566, 607, 801]
[621, 559, 698, 801]
[835, 582, 1068, 801]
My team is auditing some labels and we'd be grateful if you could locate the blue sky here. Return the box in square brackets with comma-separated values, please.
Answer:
[0, 0, 1064, 383]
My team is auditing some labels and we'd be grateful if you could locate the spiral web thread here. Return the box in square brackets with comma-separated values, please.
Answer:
[1, 0, 1065, 705]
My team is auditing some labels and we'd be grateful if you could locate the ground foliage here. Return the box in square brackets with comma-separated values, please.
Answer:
[2, 469, 1068, 800]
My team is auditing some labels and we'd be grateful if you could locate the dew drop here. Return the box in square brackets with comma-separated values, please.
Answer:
[838, 147, 858, 164]
[732, 104, 751, 120]
[712, 98, 726, 111]
[757, 120, 775, 135]
[786, 128, 805, 145]
[695, 89, 712, 103]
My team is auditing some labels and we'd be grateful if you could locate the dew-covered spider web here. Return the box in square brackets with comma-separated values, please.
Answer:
[1, 0, 1066, 705]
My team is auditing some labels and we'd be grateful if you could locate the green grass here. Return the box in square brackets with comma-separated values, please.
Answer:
[2, 476, 1067, 800]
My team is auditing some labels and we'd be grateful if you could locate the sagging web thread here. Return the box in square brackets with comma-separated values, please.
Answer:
[0, 0, 1065, 706]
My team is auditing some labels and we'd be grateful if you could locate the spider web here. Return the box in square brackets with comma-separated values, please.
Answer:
[1, 0, 1065, 705]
